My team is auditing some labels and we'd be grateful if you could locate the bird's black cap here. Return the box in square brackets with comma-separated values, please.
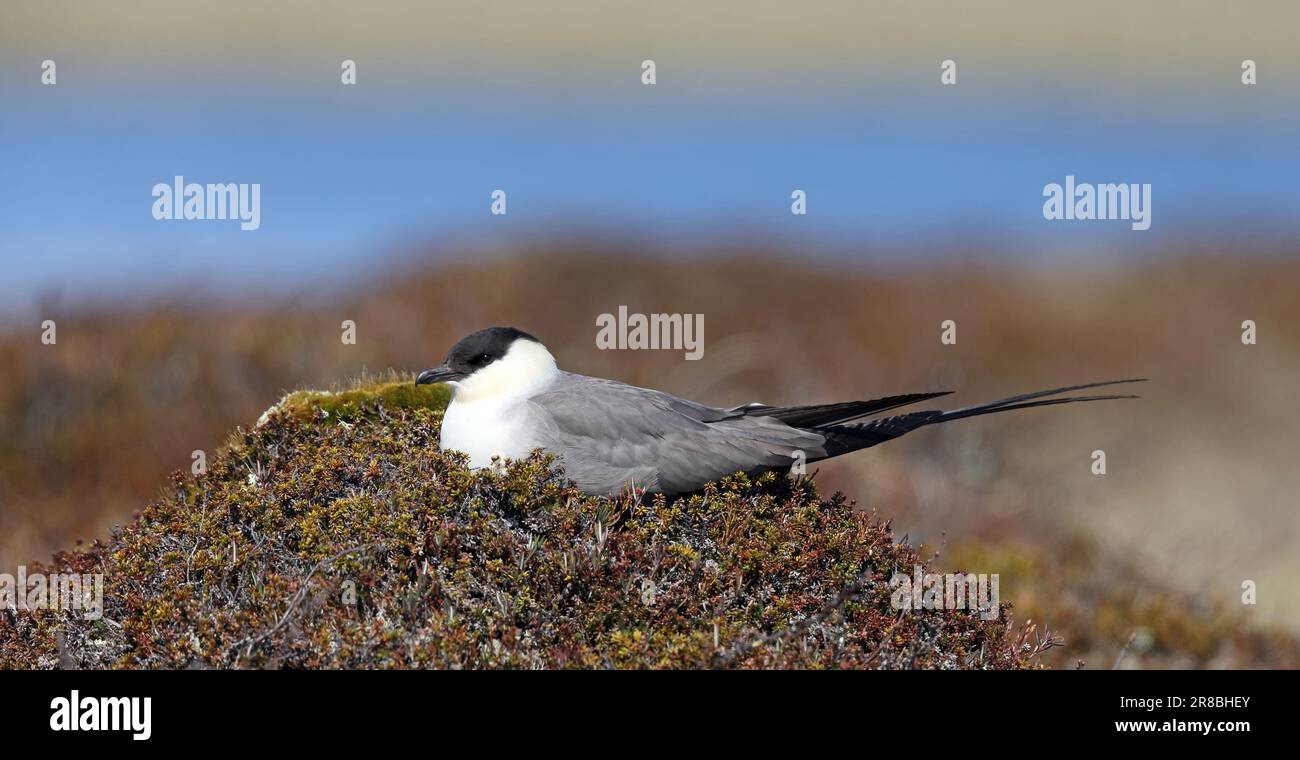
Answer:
[416, 327, 541, 385]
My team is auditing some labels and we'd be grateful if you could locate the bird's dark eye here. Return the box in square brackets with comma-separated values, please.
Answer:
[475, 353, 491, 365]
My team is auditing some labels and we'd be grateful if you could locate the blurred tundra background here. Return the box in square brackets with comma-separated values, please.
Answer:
[1, 1, 1298, 667]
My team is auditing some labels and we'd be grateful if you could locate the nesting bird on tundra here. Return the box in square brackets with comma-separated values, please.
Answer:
[416, 327, 1142, 496]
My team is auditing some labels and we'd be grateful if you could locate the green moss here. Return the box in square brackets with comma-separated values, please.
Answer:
[277, 377, 450, 423]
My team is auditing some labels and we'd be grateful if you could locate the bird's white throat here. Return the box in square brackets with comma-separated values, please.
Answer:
[448, 338, 559, 404]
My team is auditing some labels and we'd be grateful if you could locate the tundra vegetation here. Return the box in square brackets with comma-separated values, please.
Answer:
[2, 378, 1054, 669]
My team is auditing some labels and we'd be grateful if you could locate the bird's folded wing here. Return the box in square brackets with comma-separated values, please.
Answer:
[528, 374, 823, 494]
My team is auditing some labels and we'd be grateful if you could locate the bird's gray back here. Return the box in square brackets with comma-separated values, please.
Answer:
[527, 372, 826, 495]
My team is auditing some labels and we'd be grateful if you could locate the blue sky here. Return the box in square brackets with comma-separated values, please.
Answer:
[5, 86, 1297, 304]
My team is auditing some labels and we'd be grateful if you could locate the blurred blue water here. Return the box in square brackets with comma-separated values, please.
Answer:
[2, 87, 1298, 306]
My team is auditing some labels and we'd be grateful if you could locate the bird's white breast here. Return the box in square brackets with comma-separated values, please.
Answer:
[440, 395, 538, 466]
[439, 337, 558, 467]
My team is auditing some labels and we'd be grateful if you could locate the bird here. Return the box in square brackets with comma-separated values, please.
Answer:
[416, 326, 1143, 497]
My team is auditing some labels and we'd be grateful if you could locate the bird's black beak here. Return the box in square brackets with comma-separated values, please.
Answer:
[415, 365, 464, 385]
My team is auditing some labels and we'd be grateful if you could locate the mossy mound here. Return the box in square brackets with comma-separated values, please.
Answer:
[1, 379, 1038, 669]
